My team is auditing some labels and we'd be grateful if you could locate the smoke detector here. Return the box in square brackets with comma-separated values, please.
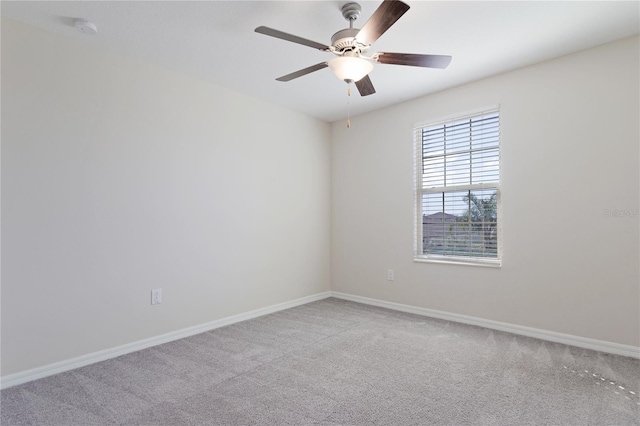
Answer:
[74, 19, 97, 35]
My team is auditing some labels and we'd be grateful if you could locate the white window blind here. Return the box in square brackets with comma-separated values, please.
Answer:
[414, 109, 500, 265]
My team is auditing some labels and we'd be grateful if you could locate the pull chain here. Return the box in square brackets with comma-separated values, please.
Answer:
[346, 82, 351, 128]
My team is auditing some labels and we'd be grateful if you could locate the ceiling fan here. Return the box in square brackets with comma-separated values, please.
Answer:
[255, 0, 452, 97]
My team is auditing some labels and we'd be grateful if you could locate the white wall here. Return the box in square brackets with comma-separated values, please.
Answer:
[1, 19, 330, 376]
[331, 36, 640, 347]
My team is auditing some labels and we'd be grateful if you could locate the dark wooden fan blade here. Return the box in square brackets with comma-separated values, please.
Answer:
[255, 26, 330, 51]
[355, 0, 410, 46]
[355, 75, 376, 96]
[276, 62, 329, 82]
[376, 53, 452, 69]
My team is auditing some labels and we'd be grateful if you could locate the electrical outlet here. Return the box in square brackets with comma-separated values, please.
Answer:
[387, 269, 395, 281]
[151, 288, 162, 305]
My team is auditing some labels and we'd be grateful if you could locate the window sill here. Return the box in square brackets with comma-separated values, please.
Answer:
[414, 256, 501, 268]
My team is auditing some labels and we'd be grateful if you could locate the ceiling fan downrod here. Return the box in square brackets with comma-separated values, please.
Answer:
[331, 3, 364, 52]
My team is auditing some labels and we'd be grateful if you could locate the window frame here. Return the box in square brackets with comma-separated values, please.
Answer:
[413, 106, 502, 267]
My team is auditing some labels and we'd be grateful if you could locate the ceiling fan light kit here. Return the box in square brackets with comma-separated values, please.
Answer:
[328, 56, 373, 83]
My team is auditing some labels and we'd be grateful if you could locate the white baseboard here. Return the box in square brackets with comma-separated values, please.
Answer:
[3, 290, 637, 389]
[0, 291, 332, 390]
[331, 291, 640, 359]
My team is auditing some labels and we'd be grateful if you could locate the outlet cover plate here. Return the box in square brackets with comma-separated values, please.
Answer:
[151, 288, 162, 305]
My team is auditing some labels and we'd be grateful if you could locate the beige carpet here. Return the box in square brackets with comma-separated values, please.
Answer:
[2, 298, 639, 425]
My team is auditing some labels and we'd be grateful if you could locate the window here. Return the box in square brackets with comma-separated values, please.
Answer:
[414, 108, 500, 266]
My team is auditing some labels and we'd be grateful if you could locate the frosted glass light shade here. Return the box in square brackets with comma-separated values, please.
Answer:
[328, 56, 373, 82]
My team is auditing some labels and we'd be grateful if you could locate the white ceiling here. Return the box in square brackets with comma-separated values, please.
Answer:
[2, 1, 639, 123]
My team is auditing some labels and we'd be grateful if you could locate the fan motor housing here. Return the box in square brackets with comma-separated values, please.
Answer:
[331, 28, 360, 52]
